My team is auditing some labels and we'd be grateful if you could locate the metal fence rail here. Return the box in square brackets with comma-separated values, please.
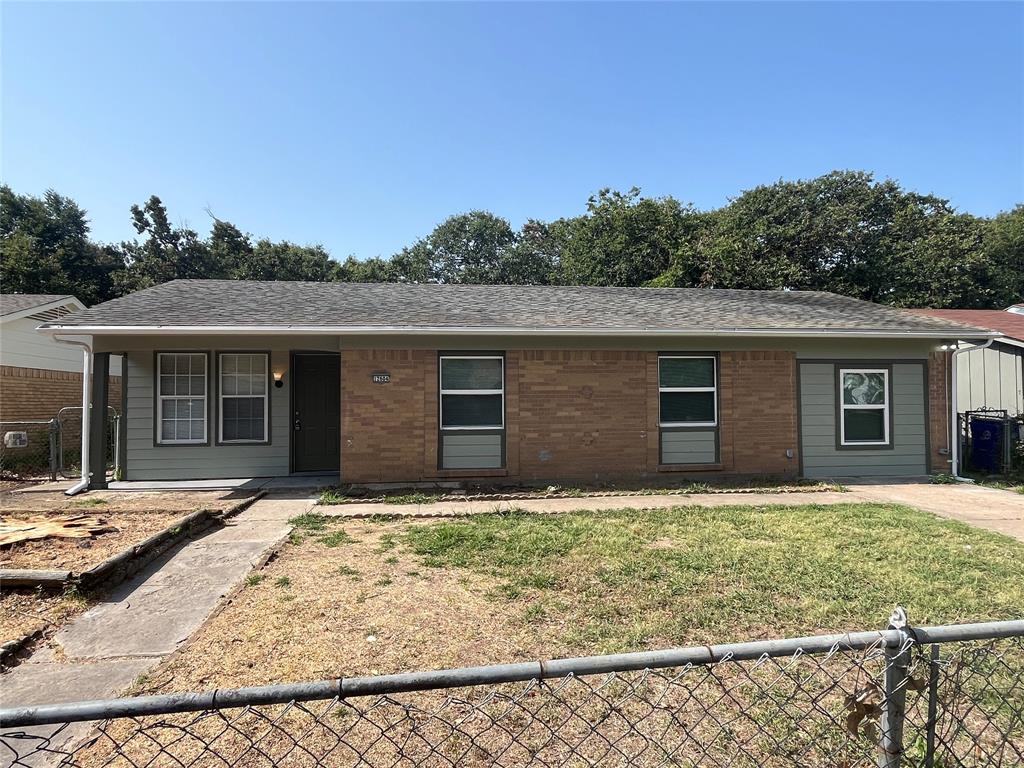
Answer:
[1, 614, 1021, 767]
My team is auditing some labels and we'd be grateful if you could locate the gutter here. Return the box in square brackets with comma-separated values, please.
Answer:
[950, 338, 995, 480]
[36, 324, 1001, 340]
[51, 335, 92, 496]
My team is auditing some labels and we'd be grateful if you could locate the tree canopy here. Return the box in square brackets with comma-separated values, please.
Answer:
[1, 173, 1020, 309]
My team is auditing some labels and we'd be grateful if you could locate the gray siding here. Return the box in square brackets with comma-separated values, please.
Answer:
[441, 433, 503, 469]
[124, 350, 291, 480]
[661, 430, 717, 464]
[956, 342, 1023, 416]
[799, 362, 927, 478]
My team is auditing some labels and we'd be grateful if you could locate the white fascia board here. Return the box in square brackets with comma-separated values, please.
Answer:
[36, 324, 1001, 340]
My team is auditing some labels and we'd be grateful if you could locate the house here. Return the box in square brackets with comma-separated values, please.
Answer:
[35, 280, 996, 489]
[911, 308, 1023, 417]
[0, 294, 122, 426]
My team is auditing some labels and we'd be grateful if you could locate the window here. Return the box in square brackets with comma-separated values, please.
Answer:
[440, 356, 504, 429]
[157, 353, 208, 444]
[219, 353, 269, 443]
[659, 356, 717, 426]
[839, 368, 890, 446]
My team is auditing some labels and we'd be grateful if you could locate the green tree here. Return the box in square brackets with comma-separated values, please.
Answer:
[0, 185, 123, 303]
[980, 205, 1024, 308]
[557, 188, 698, 287]
[117, 196, 224, 293]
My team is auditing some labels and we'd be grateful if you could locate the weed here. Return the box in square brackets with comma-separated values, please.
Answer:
[274, 576, 292, 588]
[289, 513, 329, 531]
[69, 497, 108, 507]
[377, 533, 397, 552]
[384, 555, 398, 564]
[320, 530, 354, 548]
[374, 576, 393, 587]
[336, 565, 360, 579]
[245, 574, 266, 587]
[931, 473, 957, 485]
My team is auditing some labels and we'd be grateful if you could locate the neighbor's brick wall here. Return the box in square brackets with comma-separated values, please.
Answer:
[0, 365, 122, 423]
[928, 351, 952, 474]
[339, 348, 801, 485]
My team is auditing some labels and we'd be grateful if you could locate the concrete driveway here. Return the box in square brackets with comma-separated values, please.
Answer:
[845, 480, 1024, 542]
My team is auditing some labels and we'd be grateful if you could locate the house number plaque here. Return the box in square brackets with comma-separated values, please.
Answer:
[371, 372, 391, 384]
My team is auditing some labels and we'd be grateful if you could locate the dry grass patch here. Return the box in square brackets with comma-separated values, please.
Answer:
[0, 587, 90, 646]
[133, 518, 539, 695]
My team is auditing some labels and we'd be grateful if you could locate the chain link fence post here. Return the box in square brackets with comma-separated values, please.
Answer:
[878, 607, 912, 768]
[923, 643, 940, 768]
[47, 418, 59, 481]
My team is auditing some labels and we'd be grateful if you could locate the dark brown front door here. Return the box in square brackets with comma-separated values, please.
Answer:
[291, 353, 340, 473]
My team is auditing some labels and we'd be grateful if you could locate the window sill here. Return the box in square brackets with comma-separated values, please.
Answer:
[657, 463, 724, 473]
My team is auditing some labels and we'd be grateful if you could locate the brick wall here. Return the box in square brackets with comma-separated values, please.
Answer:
[0, 365, 122, 422]
[339, 348, 800, 485]
[719, 351, 800, 476]
[927, 351, 952, 474]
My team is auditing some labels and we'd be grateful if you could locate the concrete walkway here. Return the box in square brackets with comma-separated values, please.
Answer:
[324, 483, 1024, 542]
[324, 490, 853, 519]
[0, 494, 310, 766]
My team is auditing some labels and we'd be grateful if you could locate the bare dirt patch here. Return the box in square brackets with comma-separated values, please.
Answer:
[0, 488, 256, 646]
[0, 490, 248, 572]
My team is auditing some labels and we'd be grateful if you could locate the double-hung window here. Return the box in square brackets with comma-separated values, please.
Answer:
[219, 353, 270, 443]
[439, 355, 504, 470]
[157, 353, 208, 444]
[839, 368, 890, 446]
[658, 356, 717, 426]
[440, 356, 504, 430]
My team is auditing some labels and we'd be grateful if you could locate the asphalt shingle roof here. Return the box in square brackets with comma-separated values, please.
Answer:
[40, 280, 996, 337]
[911, 309, 1024, 343]
[0, 294, 77, 318]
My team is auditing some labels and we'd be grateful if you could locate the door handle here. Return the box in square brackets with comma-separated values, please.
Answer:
[294, 419, 301, 431]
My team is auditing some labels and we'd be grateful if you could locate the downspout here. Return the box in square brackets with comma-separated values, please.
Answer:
[950, 338, 995, 480]
[51, 336, 93, 495]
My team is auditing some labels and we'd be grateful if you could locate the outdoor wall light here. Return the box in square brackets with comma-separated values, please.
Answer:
[273, 371, 285, 388]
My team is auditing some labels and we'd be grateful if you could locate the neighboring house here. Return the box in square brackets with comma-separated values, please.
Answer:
[36, 280, 996, 487]
[912, 308, 1023, 417]
[0, 295, 122, 428]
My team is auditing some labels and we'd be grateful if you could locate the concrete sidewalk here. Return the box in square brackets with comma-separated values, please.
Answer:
[0, 494, 309, 766]
[324, 483, 1024, 542]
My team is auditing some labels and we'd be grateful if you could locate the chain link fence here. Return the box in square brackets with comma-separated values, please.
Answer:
[0, 408, 119, 481]
[0, 615, 1021, 767]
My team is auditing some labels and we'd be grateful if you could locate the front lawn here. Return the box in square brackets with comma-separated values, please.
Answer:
[131, 502, 1024, 694]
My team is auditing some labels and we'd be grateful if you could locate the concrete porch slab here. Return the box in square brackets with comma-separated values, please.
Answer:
[106, 474, 339, 492]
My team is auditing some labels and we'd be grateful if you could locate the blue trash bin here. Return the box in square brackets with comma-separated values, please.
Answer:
[969, 416, 1005, 474]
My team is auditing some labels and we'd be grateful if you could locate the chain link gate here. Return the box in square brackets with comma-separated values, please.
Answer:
[0, 407, 119, 482]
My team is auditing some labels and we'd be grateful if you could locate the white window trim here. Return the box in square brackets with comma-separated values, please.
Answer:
[218, 352, 270, 444]
[156, 352, 208, 445]
[439, 355, 505, 431]
[839, 367, 890, 446]
[659, 355, 718, 427]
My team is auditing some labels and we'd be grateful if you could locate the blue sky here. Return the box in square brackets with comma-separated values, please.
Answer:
[3, 2, 1022, 259]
